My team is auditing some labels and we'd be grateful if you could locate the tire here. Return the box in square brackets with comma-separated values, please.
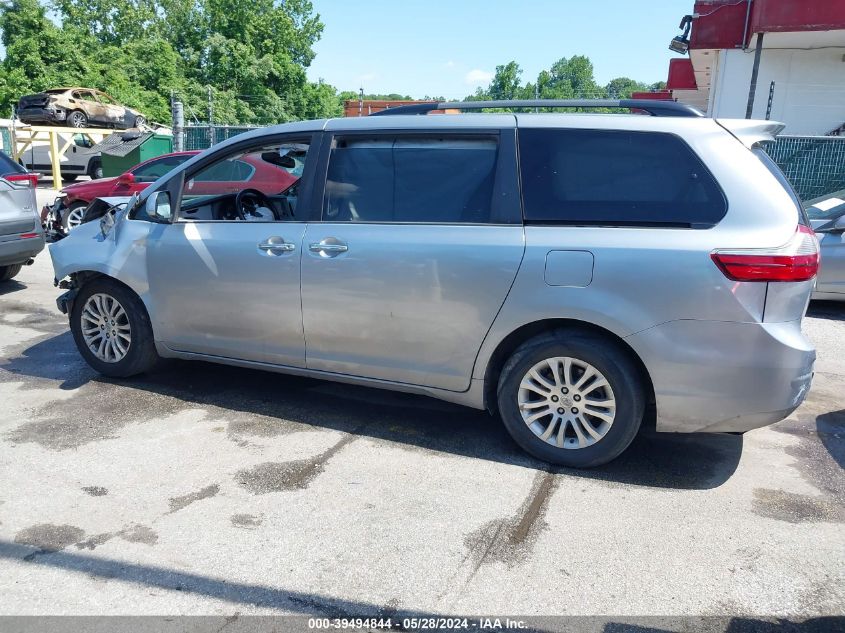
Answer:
[497, 332, 645, 468]
[0, 264, 23, 282]
[62, 202, 88, 230]
[134, 115, 146, 127]
[70, 277, 159, 377]
[88, 160, 103, 180]
[68, 110, 88, 128]
[62, 174, 78, 183]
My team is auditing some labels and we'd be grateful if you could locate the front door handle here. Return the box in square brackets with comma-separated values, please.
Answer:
[258, 236, 295, 256]
[309, 239, 348, 256]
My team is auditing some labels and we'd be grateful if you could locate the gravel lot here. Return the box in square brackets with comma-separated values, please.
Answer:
[0, 188, 843, 624]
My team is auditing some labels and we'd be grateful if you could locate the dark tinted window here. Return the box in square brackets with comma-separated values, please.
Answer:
[519, 129, 726, 227]
[0, 150, 25, 175]
[132, 154, 192, 182]
[324, 136, 498, 223]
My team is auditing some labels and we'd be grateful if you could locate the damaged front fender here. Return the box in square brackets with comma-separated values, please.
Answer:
[48, 212, 156, 316]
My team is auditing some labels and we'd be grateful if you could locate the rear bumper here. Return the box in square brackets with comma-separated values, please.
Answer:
[625, 319, 814, 434]
[17, 107, 66, 124]
[0, 233, 45, 266]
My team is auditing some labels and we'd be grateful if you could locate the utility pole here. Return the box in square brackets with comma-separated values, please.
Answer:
[358, 87, 364, 117]
[745, 32, 764, 119]
[172, 100, 184, 152]
[207, 85, 214, 147]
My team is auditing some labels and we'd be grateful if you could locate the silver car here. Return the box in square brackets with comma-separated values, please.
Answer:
[808, 197, 845, 301]
[48, 100, 819, 467]
[0, 150, 44, 282]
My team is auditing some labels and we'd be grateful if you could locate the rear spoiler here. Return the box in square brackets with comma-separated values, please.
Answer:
[716, 119, 786, 148]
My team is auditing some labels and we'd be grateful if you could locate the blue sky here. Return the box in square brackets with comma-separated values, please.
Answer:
[306, 0, 686, 99]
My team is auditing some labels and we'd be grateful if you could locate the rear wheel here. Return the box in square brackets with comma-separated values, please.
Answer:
[497, 332, 645, 468]
[62, 174, 78, 183]
[0, 264, 23, 282]
[70, 278, 159, 377]
[68, 110, 88, 128]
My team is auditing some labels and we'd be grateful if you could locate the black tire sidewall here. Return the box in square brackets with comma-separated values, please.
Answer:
[0, 264, 23, 282]
[497, 335, 645, 468]
[70, 279, 157, 377]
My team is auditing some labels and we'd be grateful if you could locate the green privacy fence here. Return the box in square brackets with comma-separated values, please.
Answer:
[764, 135, 845, 203]
[178, 126, 845, 204]
[0, 127, 11, 154]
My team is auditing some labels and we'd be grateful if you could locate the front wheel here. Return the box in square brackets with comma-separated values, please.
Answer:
[62, 202, 88, 230]
[70, 278, 159, 377]
[497, 333, 645, 468]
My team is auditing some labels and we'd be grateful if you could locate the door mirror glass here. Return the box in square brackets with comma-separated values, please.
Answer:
[145, 191, 172, 221]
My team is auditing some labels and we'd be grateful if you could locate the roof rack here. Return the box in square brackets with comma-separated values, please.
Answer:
[369, 99, 703, 118]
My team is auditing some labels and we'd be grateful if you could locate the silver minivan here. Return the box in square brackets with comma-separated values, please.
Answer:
[49, 100, 819, 467]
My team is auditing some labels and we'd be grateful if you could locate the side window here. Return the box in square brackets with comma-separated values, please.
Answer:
[72, 133, 93, 148]
[132, 155, 191, 183]
[178, 139, 309, 222]
[323, 135, 498, 223]
[519, 128, 727, 228]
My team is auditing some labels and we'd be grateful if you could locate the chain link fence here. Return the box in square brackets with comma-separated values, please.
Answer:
[764, 135, 845, 203]
[182, 125, 262, 151]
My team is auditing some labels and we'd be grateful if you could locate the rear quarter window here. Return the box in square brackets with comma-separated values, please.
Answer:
[518, 128, 727, 228]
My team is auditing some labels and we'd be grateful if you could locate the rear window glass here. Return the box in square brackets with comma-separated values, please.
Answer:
[0, 150, 25, 175]
[324, 136, 498, 223]
[752, 145, 809, 226]
[518, 129, 727, 228]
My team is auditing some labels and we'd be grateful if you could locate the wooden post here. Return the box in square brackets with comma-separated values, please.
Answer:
[48, 129, 62, 186]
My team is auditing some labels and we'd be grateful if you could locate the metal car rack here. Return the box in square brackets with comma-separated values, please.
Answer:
[369, 99, 704, 118]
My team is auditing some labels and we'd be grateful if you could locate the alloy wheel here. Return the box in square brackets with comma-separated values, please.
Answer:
[80, 293, 131, 363]
[66, 206, 86, 229]
[517, 356, 616, 449]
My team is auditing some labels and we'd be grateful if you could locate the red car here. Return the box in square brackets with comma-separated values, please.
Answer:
[44, 151, 199, 230]
[44, 150, 297, 230]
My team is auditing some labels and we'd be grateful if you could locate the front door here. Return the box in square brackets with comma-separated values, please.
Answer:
[301, 131, 524, 391]
[147, 136, 315, 366]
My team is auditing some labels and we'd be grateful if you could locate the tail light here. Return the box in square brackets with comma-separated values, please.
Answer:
[2, 173, 39, 189]
[711, 225, 819, 282]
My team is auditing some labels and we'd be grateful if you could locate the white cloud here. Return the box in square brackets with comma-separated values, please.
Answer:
[443, 60, 456, 68]
[465, 69, 493, 86]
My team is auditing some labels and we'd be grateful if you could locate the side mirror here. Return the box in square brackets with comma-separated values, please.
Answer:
[816, 215, 845, 234]
[116, 172, 135, 186]
[144, 191, 172, 222]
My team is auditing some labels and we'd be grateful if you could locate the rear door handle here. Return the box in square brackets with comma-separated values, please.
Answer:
[258, 236, 295, 256]
[309, 239, 348, 255]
